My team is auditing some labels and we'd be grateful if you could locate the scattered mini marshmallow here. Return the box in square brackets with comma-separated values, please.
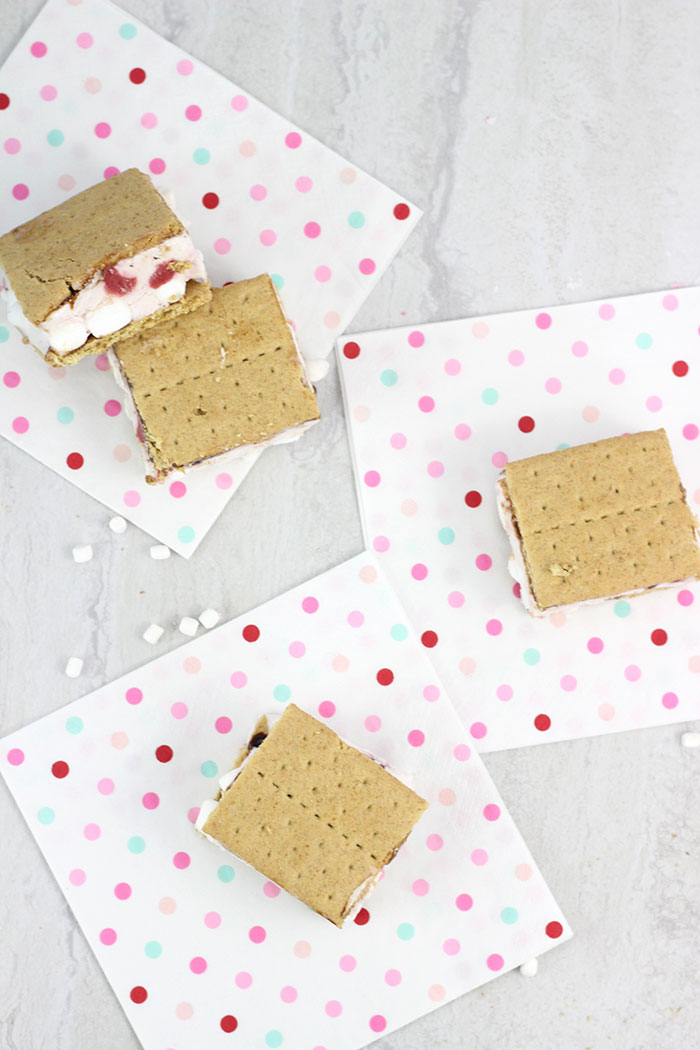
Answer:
[109, 516, 127, 534]
[65, 656, 84, 679]
[199, 608, 221, 630]
[179, 616, 199, 637]
[519, 958, 539, 977]
[72, 544, 93, 563]
[150, 544, 171, 560]
[681, 732, 700, 749]
[142, 623, 165, 645]
[306, 358, 330, 382]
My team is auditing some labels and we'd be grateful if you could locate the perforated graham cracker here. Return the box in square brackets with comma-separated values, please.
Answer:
[112, 275, 320, 483]
[201, 704, 428, 927]
[0, 168, 183, 324]
[501, 429, 700, 610]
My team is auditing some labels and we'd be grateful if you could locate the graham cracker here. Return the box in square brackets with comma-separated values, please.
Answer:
[0, 168, 183, 324]
[502, 429, 700, 610]
[112, 275, 321, 483]
[202, 704, 428, 927]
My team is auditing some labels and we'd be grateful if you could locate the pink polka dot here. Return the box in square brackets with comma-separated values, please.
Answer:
[173, 852, 190, 869]
[171, 702, 188, 719]
[389, 432, 407, 450]
[471, 848, 488, 865]
[100, 928, 117, 945]
[187, 807, 200, 824]
[263, 881, 281, 899]
[214, 238, 231, 255]
[545, 377, 562, 394]
[369, 1015, 386, 1033]
[114, 881, 131, 899]
[318, 700, 336, 718]
[302, 596, 319, 614]
[3, 372, 19, 391]
[339, 955, 356, 973]
[347, 610, 364, 628]
[496, 684, 512, 701]
[40, 85, 57, 103]
[572, 340, 588, 357]
[140, 112, 157, 129]
[103, 399, 121, 418]
[185, 104, 201, 121]
[407, 729, 425, 747]
[280, 984, 298, 1002]
[456, 893, 473, 911]
[260, 229, 277, 246]
[190, 956, 207, 974]
[123, 490, 141, 508]
[358, 258, 376, 275]
[76, 32, 93, 48]
[678, 589, 694, 607]
[4, 138, 20, 155]
[385, 969, 402, 986]
[11, 184, 29, 202]
[439, 788, 456, 806]
[215, 472, 233, 490]
[95, 354, 110, 371]
[408, 331, 425, 348]
[103, 166, 119, 180]
[491, 450, 508, 468]
[215, 716, 232, 734]
[94, 122, 111, 138]
[455, 423, 471, 441]
[142, 792, 160, 810]
[97, 778, 114, 795]
[486, 619, 502, 636]
[230, 671, 247, 689]
[249, 925, 266, 943]
[662, 692, 679, 709]
[582, 405, 600, 423]
[423, 684, 440, 701]
[426, 834, 443, 851]
[167, 480, 187, 499]
[149, 157, 166, 175]
[487, 954, 504, 972]
[411, 563, 428, 580]
[683, 424, 699, 440]
[609, 368, 625, 385]
[364, 715, 381, 732]
[624, 664, 642, 682]
[230, 93, 248, 111]
[515, 863, 532, 881]
[285, 132, 302, 149]
[236, 971, 253, 988]
[599, 303, 616, 320]
[483, 803, 501, 821]
[475, 554, 492, 571]
[325, 1001, 342, 1018]
[663, 293, 679, 310]
[289, 641, 306, 658]
[69, 868, 86, 886]
[177, 59, 194, 75]
[535, 312, 552, 329]
[646, 396, 663, 412]
[412, 878, 429, 896]
[508, 349, 524, 366]
[125, 687, 142, 705]
[587, 636, 604, 655]
[470, 722, 487, 739]
[7, 748, 24, 766]
[296, 175, 313, 192]
[443, 938, 460, 955]
[598, 703, 616, 721]
[314, 265, 331, 282]
[444, 358, 461, 375]
[560, 674, 577, 691]
[364, 470, 381, 487]
[453, 743, 471, 761]
[427, 460, 444, 478]
[30, 41, 47, 57]
[418, 396, 434, 413]
[304, 221, 321, 238]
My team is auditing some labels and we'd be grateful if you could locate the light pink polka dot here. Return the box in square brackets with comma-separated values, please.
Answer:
[491, 450, 508, 468]
[229, 671, 247, 689]
[423, 684, 440, 701]
[496, 684, 512, 701]
[289, 641, 306, 658]
[318, 700, 336, 719]
[4, 138, 20, 155]
[40, 84, 57, 101]
[426, 834, 443, 851]
[678, 590, 694, 607]
[439, 788, 456, 806]
[443, 938, 460, 955]
[364, 714, 381, 732]
[598, 703, 616, 721]
[76, 32, 93, 48]
[358, 258, 375, 275]
[339, 955, 356, 973]
[214, 238, 231, 255]
[572, 340, 588, 357]
[475, 554, 492, 571]
[69, 868, 86, 886]
[177, 59, 194, 75]
[113, 444, 132, 465]
[454, 423, 471, 441]
[453, 743, 471, 761]
[407, 729, 425, 747]
[472, 321, 489, 339]
[260, 229, 277, 246]
[332, 654, 350, 672]
[428, 985, 446, 1002]
[84, 77, 101, 94]
[582, 405, 600, 423]
[175, 1002, 194, 1021]
[646, 396, 663, 412]
[84, 823, 101, 841]
[171, 702, 188, 719]
[385, 969, 402, 986]
[185, 104, 201, 121]
[508, 349, 524, 366]
[347, 610, 364, 628]
[58, 174, 75, 191]
[285, 131, 302, 149]
[183, 657, 201, 675]
[401, 499, 418, 516]
[662, 293, 679, 310]
[173, 852, 190, 869]
[456, 893, 473, 911]
[535, 312, 551, 330]
[487, 954, 504, 971]
[143, 793, 160, 810]
[411, 563, 428, 580]
[459, 657, 475, 675]
[687, 655, 700, 673]
[239, 140, 256, 157]
[340, 166, 356, 183]
[609, 368, 625, 385]
[483, 803, 501, 821]
[314, 265, 331, 282]
[545, 377, 562, 394]
[97, 778, 114, 795]
[293, 941, 311, 959]
[296, 175, 312, 192]
[99, 928, 117, 945]
[599, 303, 616, 320]
[470, 722, 487, 739]
[323, 310, 340, 328]
[215, 472, 233, 490]
[444, 358, 461, 375]
[390, 432, 407, 450]
[140, 112, 157, 129]
[231, 94, 248, 111]
[280, 984, 298, 1002]
[246, 184, 267, 203]
[412, 878, 429, 896]
[236, 971, 253, 987]
[263, 881, 281, 899]
[560, 674, 577, 691]
[427, 460, 444, 477]
[111, 731, 129, 749]
[159, 897, 176, 915]
[486, 618, 502, 636]
[683, 424, 699, 440]
[471, 848, 488, 865]
[187, 807, 200, 824]
[515, 863, 532, 881]
[325, 1001, 342, 1018]
[624, 664, 641, 682]
[123, 490, 140, 508]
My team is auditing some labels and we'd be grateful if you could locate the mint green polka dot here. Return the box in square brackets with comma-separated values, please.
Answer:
[0, 326, 9, 343]
[397, 922, 415, 940]
[438, 527, 455, 545]
[481, 387, 499, 405]
[523, 648, 540, 666]
[273, 684, 291, 702]
[144, 940, 162, 959]
[201, 760, 218, 778]
[38, 807, 55, 825]
[128, 836, 145, 854]
[271, 273, 284, 289]
[391, 623, 408, 641]
[177, 525, 195, 544]
[265, 1032, 283, 1049]
[218, 864, 235, 883]
[47, 129, 64, 147]
[380, 369, 398, 387]
[614, 600, 631, 618]
[348, 211, 365, 228]
[636, 332, 652, 349]
[65, 716, 83, 734]
[56, 407, 74, 424]
[119, 22, 137, 39]
[501, 907, 519, 924]
[556, 443, 570, 451]
[193, 148, 210, 165]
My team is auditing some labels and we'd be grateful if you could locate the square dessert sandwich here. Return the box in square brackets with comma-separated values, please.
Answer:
[195, 703, 428, 927]
[497, 428, 700, 615]
[0, 168, 210, 364]
[110, 274, 321, 483]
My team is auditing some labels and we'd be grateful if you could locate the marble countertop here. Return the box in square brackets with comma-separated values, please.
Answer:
[2, 1, 699, 1048]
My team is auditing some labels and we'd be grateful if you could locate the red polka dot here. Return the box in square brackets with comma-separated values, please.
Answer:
[534, 714, 551, 732]
[66, 452, 84, 470]
[376, 668, 394, 686]
[393, 202, 410, 220]
[202, 192, 219, 209]
[672, 360, 689, 376]
[220, 1016, 238, 1033]
[51, 760, 69, 779]
[464, 490, 482, 508]
[546, 920, 563, 939]
[651, 629, 667, 646]
[242, 624, 260, 642]
[129, 67, 146, 84]
[518, 415, 535, 433]
[155, 745, 173, 763]
[0, 94, 9, 110]
[343, 341, 360, 359]
[130, 986, 147, 1004]
[421, 630, 438, 648]
[354, 908, 370, 925]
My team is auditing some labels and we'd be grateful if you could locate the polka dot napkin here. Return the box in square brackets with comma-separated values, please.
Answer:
[0, 0, 420, 556]
[338, 288, 700, 751]
[1, 555, 569, 1050]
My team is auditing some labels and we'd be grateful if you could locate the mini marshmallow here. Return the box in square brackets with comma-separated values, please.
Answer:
[51, 318, 88, 353]
[143, 623, 165, 645]
[86, 300, 131, 338]
[681, 732, 700, 749]
[179, 616, 199, 637]
[109, 516, 127, 534]
[306, 358, 330, 382]
[150, 544, 171, 560]
[65, 657, 84, 679]
[199, 608, 221, 629]
[519, 958, 539, 977]
[72, 544, 93, 563]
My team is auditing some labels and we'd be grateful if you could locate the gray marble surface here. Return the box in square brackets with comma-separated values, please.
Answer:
[2, 1, 700, 1048]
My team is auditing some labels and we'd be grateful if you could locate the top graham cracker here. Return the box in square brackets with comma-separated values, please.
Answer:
[202, 704, 428, 927]
[112, 275, 320, 479]
[503, 429, 700, 609]
[0, 168, 182, 324]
